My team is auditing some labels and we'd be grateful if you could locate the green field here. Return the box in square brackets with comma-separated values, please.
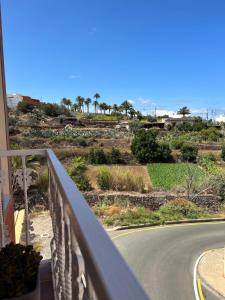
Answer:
[147, 163, 206, 189]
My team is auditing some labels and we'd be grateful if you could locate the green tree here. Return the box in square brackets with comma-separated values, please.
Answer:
[94, 93, 101, 103]
[61, 98, 72, 109]
[221, 145, 225, 162]
[177, 106, 191, 118]
[93, 100, 99, 114]
[17, 101, 34, 113]
[76, 96, 85, 112]
[121, 100, 133, 116]
[131, 129, 171, 163]
[85, 98, 92, 114]
[180, 144, 198, 162]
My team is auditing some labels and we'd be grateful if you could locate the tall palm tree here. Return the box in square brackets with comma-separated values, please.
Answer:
[108, 105, 112, 114]
[76, 96, 85, 112]
[61, 98, 72, 109]
[72, 103, 79, 112]
[85, 98, 92, 114]
[112, 104, 119, 113]
[121, 100, 133, 116]
[102, 102, 108, 115]
[94, 93, 100, 103]
[93, 100, 99, 114]
[99, 103, 104, 114]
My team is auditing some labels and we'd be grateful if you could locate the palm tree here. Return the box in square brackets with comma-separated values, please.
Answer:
[99, 103, 104, 114]
[76, 96, 85, 112]
[178, 107, 191, 118]
[93, 100, 99, 114]
[72, 103, 79, 112]
[108, 105, 112, 114]
[61, 98, 72, 109]
[85, 98, 92, 114]
[112, 104, 119, 113]
[94, 93, 100, 103]
[102, 102, 108, 115]
[121, 100, 133, 116]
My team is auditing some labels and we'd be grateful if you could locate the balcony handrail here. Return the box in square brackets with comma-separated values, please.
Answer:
[0, 148, 149, 300]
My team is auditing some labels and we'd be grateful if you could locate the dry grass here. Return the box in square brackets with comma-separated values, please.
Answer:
[86, 164, 151, 192]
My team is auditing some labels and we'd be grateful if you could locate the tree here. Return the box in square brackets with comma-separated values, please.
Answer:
[112, 104, 119, 113]
[178, 106, 191, 118]
[131, 129, 171, 163]
[180, 144, 198, 162]
[121, 100, 133, 116]
[108, 105, 112, 114]
[94, 93, 101, 103]
[40, 103, 61, 116]
[93, 100, 99, 114]
[85, 98, 92, 114]
[17, 101, 34, 113]
[72, 103, 79, 112]
[101, 102, 108, 115]
[76, 96, 85, 112]
[61, 98, 72, 109]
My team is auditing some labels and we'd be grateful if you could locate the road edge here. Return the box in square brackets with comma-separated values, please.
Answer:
[111, 217, 225, 231]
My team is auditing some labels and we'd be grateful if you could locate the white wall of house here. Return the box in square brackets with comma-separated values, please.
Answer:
[7, 93, 22, 109]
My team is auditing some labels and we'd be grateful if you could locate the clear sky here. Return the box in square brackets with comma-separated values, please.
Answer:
[1, 0, 225, 116]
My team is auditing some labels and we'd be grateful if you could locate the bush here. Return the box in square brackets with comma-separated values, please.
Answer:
[131, 129, 172, 163]
[180, 144, 198, 162]
[39, 102, 61, 116]
[96, 166, 148, 192]
[89, 148, 123, 164]
[0, 243, 42, 298]
[221, 145, 225, 162]
[159, 199, 202, 220]
[209, 173, 225, 200]
[170, 138, 185, 150]
[17, 101, 34, 113]
[67, 157, 92, 191]
[200, 127, 223, 142]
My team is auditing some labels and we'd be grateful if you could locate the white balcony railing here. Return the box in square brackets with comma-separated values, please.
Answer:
[0, 149, 149, 300]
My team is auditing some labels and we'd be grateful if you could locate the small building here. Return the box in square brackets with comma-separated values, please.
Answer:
[7, 93, 23, 109]
[164, 117, 194, 129]
[21, 95, 41, 107]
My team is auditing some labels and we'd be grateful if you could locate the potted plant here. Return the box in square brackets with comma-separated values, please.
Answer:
[0, 242, 42, 299]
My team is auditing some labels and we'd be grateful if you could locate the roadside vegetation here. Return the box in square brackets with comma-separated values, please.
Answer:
[92, 199, 210, 227]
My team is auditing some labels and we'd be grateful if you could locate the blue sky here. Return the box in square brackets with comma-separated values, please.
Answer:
[1, 0, 225, 116]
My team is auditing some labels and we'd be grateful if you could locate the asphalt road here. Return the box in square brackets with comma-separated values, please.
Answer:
[110, 222, 225, 300]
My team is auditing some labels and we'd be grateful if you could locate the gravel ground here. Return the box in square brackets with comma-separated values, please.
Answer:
[30, 211, 53, 260]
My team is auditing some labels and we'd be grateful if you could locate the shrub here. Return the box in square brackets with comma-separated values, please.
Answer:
[39, 102, 61, 116]
[180, 144, 198, 162]
[0, 243, 42, 298]
[221, 145, 225, 162]
[67, 157, 92, 191]
[170, 138, 185, 150]
[96, 167, 113, 190]
[108, 147, 123, 164]
[209, 173, 225, 200]
[17, 101, 34, 113]
[89, 148, 123, 164]
[200, 127, 223, 142]
[131, 129, 172, 163]
[159, 199, 202, 220]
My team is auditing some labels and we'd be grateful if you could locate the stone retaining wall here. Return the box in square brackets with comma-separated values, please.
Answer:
[84, 192, 223, 212]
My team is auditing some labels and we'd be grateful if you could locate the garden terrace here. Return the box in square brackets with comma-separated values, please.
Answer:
[0, 149, 149, 300]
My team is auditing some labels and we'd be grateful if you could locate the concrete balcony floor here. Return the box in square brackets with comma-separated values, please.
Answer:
[40, 260, 54, 300]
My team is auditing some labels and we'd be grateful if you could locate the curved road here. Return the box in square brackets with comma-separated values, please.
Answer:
[110, 222, 225, 300]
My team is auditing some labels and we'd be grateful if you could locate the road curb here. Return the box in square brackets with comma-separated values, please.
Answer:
[112, 217, 225, 231]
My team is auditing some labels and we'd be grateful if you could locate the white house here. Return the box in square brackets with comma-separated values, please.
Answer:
[7, 93, 22, 109]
